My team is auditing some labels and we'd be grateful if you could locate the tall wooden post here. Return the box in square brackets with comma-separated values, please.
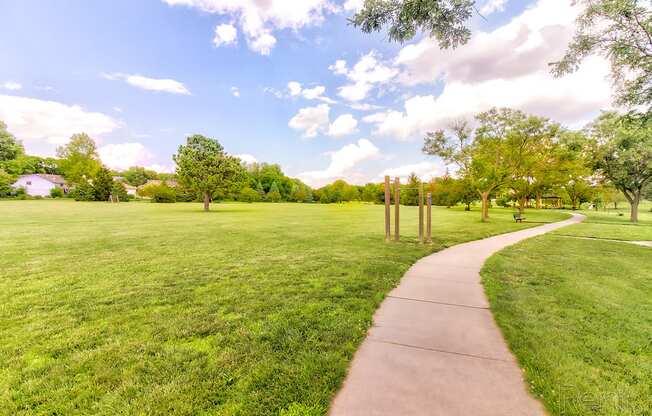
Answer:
[426, 192, 432, 243]
[418, 181, 424, 243]
[384, 175, 391, 241]
[394, 177, 400, 241]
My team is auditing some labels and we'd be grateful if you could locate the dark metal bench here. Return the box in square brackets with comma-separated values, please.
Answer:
[513, 213, 525, 223]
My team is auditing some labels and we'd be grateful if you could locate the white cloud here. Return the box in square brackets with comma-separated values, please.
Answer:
[331, 51, 398, 101]
[362, 111, 388, 123]
[213, 23, 238, 46]
[235, 153, 257, 164]
[480, 0, 508, 15]
[231, 86, 240, 97]
[287, 81, 336, 103]
[327, 113, 358, 137]
[98, 142, 153, 171]
[298, 138, 380, 186]
[147, 163, 175, 173]
[372, 57, 611, 140]
[378, 161, 444, 183]
[366, 0, 613, 140]
[162, 0, 337, 55]
[102, 73, 191, 95]
[343, 0, 364, 12]
[328, 59, 348, 75]
[288, 103, 330, 138]
[288, 81, 303, 96]
[113, 107, 123, 113]
[349, 102, 383, 111]
[0, 95, 120, 148]
[3, 82, 22, 91]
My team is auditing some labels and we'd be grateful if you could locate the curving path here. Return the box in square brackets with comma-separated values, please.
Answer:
[330, 213, 585, 416]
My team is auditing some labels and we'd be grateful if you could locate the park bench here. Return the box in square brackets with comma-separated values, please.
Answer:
[513, 212, 525, 223]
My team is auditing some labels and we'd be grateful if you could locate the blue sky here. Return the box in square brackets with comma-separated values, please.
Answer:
[0, 0, 612, 186]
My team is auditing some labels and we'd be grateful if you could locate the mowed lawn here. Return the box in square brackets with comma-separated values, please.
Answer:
[0, 200, 568, 415]
[482, 204, 652, 416]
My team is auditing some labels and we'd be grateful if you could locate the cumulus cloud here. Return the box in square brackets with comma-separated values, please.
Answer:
[298, 138, 380, 186]
[0, 95, 120, 148]
[213, 23, 238, 46]
[162, 0, 337, 55]
[98, 142, 153, 171]
[479, 0, 508, 15]
[102, 73, 191, 95]
[287, 81, 336, 103]
[377, 161, 445, 182]
[327, 114, 358, 137]
[343, 0, 364, 12]
[235, 153, 257, 164]
[288, 103, 330, 137]
[365, 0, 612, 140]
[3, 81, 22, 91]
[330, 51, 398, 101]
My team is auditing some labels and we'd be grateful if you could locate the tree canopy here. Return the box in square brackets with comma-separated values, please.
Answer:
[56, 133, 101, 184]
[0, 121, 24, 162]
[350, 0, 475, 48]
[552, 0, 652, 107]
[588, 111, 652, 222]
[174, 134, 247, 211]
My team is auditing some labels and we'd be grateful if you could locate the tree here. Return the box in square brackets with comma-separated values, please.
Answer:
[266, 181, 282, 202]
[400, 173, 421, 205]
[255, 181, 265, 199]
[56, 133, 101, 184]
[122, 166, 158, 186]
[111, 181, 129, 202]
[351, 0, 474, 48]
[552, 0, 652, 107]
[239, 187, 261, 203]
[0, 121, 23, 162]
[424, 111, 528, 222]
[430, 175, 460, 207]
[0, 169, 14, 196]
[93, 167, 114, 201]
[589, 112, 652, 222]
[645, 182, 652, 201]
[173, 135, 247, 211]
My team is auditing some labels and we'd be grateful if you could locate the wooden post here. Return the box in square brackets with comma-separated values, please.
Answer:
[426, 192, 432, 243]
[394, 177, 400, 241]
[384, 176, 391, 241]
[418, 181, 424, 243]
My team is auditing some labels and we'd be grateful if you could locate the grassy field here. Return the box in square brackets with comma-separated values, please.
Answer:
[0, 200, 568, 415]
[482, 204, 652, 416]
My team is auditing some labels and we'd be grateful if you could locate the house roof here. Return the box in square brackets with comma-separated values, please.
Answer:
[140, 179, 179, 188]
[20, 174, 66, 185]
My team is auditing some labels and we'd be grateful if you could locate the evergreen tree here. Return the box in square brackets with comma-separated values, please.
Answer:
[266, 181, 282, 202]
[93, 167, 114, 201]
[111, 181, 129, 202]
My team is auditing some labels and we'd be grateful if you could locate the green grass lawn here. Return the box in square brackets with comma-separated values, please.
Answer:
[0, 200, 568, 415]
[482, 205, 652, 416]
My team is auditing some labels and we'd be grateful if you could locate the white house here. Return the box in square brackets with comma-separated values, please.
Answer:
[12, 174, 67, 197]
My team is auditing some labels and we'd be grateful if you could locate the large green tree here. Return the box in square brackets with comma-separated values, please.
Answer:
[351, 0, 474, 48]
[552, 0, 652, 107]
[588, 112, 652, 222]
[174, 135, 247, 211]
[425, 110, 544, 222]
[0, 121, 24, 162]
[56, 133, 101, 184]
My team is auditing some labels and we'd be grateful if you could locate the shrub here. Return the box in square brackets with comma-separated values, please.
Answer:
[14, 186, 27, 199]
[238, 187, 261, 203]
[0, 169, 14, 197]
[50, 187, 64, 198]
[70, 181, 96, 201]
[151, 184, 176, 203]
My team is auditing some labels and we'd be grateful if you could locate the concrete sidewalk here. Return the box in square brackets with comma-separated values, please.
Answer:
[330, 214, 585, 416]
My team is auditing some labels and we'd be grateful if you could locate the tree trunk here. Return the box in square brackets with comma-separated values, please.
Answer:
[203, 192, 210, 211]
[480, 192, 489, 222]
[536, 193, 542, 209]
[629, 194, 640, 223]
[518, 197, 527, 214]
